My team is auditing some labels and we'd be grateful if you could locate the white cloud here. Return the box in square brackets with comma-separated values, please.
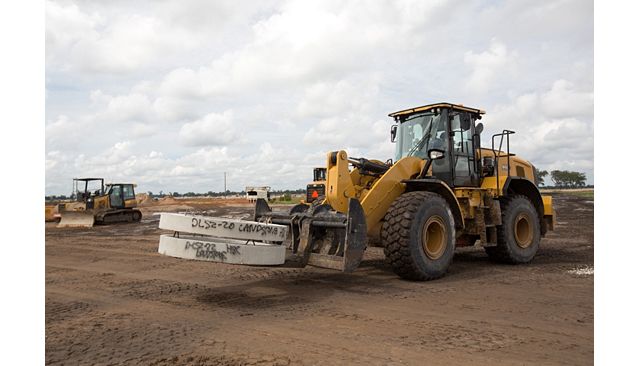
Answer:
[151, 0, 451, 99]
[540, 79, 594, 118]
[130, 123, 156, 138]
[46, 0, 198, 73]
[485, 79, 594, 181]
[296, 79, 380, 119]
[179, 111, 236, 147]
[98, 92, 154, 123]
[45, 0, 100, 52]
[464, 38, 518, 94]
[298, 78, 393, 152]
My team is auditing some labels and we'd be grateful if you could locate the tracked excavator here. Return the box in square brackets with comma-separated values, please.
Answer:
[57, 178, 143, 228]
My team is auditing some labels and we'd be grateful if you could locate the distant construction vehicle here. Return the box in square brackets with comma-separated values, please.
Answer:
[248, 102, 555, 280]
[45, 203, 64, 222]
[305, 168, 326, 203]
[245, 186, 271, 202]
[57, 178, 142, 228]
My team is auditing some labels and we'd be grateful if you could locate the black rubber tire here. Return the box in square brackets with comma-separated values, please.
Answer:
[381, 191, 456, 281]
[132, 210, 142, 222]
[485, 195, 540, 263]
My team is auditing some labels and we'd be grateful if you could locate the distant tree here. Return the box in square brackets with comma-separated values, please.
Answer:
[572, 172, 587, 187]
[550, 170, 587, 188]
[45, 194, 69, 201]
[551, 170, 563, 187]
[279, 193, 292, 201]
[534, 168, 549, 187]
[172, 192, 181, 197]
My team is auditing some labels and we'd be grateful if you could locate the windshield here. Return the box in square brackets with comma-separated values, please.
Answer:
[394, 112, 446, 161]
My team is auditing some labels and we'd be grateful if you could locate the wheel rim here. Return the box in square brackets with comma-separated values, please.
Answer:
[514, 213, 534, 248]
[422, 216, 447, 260]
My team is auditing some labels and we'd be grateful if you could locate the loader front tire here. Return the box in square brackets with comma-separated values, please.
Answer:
[382, 192, 456, 281]
[485, 195, 540, 263]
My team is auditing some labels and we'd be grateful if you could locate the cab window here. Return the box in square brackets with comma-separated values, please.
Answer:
[122, 185, 136, 200]
[450, 112, 478, 186]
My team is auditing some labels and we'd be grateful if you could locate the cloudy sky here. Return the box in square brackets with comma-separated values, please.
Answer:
[45, 0, 593, 195]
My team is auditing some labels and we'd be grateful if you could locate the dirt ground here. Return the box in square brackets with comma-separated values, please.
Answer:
[46, 193, 593, 365]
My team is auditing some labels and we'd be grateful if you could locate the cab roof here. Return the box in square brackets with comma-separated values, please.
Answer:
[73, 177, 103, 181]
[388, 102, 485, 118]
[106, 182, 137, 186]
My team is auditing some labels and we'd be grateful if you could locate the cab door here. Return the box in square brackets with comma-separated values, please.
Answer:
[449, 111, 480, 187]
[429, 110, 454, 185]
[109, 185, 125, 209]
[122, 184, 137, 208]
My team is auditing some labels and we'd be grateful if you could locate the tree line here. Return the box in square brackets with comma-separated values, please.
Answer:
[534, 168, 588, 188]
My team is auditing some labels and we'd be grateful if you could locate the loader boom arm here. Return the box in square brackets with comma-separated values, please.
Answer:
[325, 150, 425, 240]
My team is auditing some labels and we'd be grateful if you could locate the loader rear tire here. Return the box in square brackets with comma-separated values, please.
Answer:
[381, 191, 456, 281]
[485, 195, 540, 263]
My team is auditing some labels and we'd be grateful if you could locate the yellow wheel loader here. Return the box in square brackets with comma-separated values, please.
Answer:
[254, 102, 555, 280]
[57, 178, 143, 228]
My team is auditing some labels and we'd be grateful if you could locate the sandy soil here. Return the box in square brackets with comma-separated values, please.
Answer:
[46, 193, 593, 365]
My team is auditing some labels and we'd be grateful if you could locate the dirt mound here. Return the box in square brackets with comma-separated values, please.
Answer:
[160, 195, 178, 203]
[136, 193, 156, 206]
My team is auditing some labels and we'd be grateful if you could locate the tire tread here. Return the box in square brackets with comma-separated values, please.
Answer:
[381, 191, 451, 281]
[485, 194, 539, 264]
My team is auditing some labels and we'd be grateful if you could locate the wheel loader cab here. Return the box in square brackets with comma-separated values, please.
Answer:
[392, 105, 483, 188]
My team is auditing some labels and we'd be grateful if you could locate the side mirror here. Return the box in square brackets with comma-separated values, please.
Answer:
[418, 148, 447, 179]
[428, 149, 445, 160]
[390, 124, 398, 142]
[475, 122, 484, 135]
